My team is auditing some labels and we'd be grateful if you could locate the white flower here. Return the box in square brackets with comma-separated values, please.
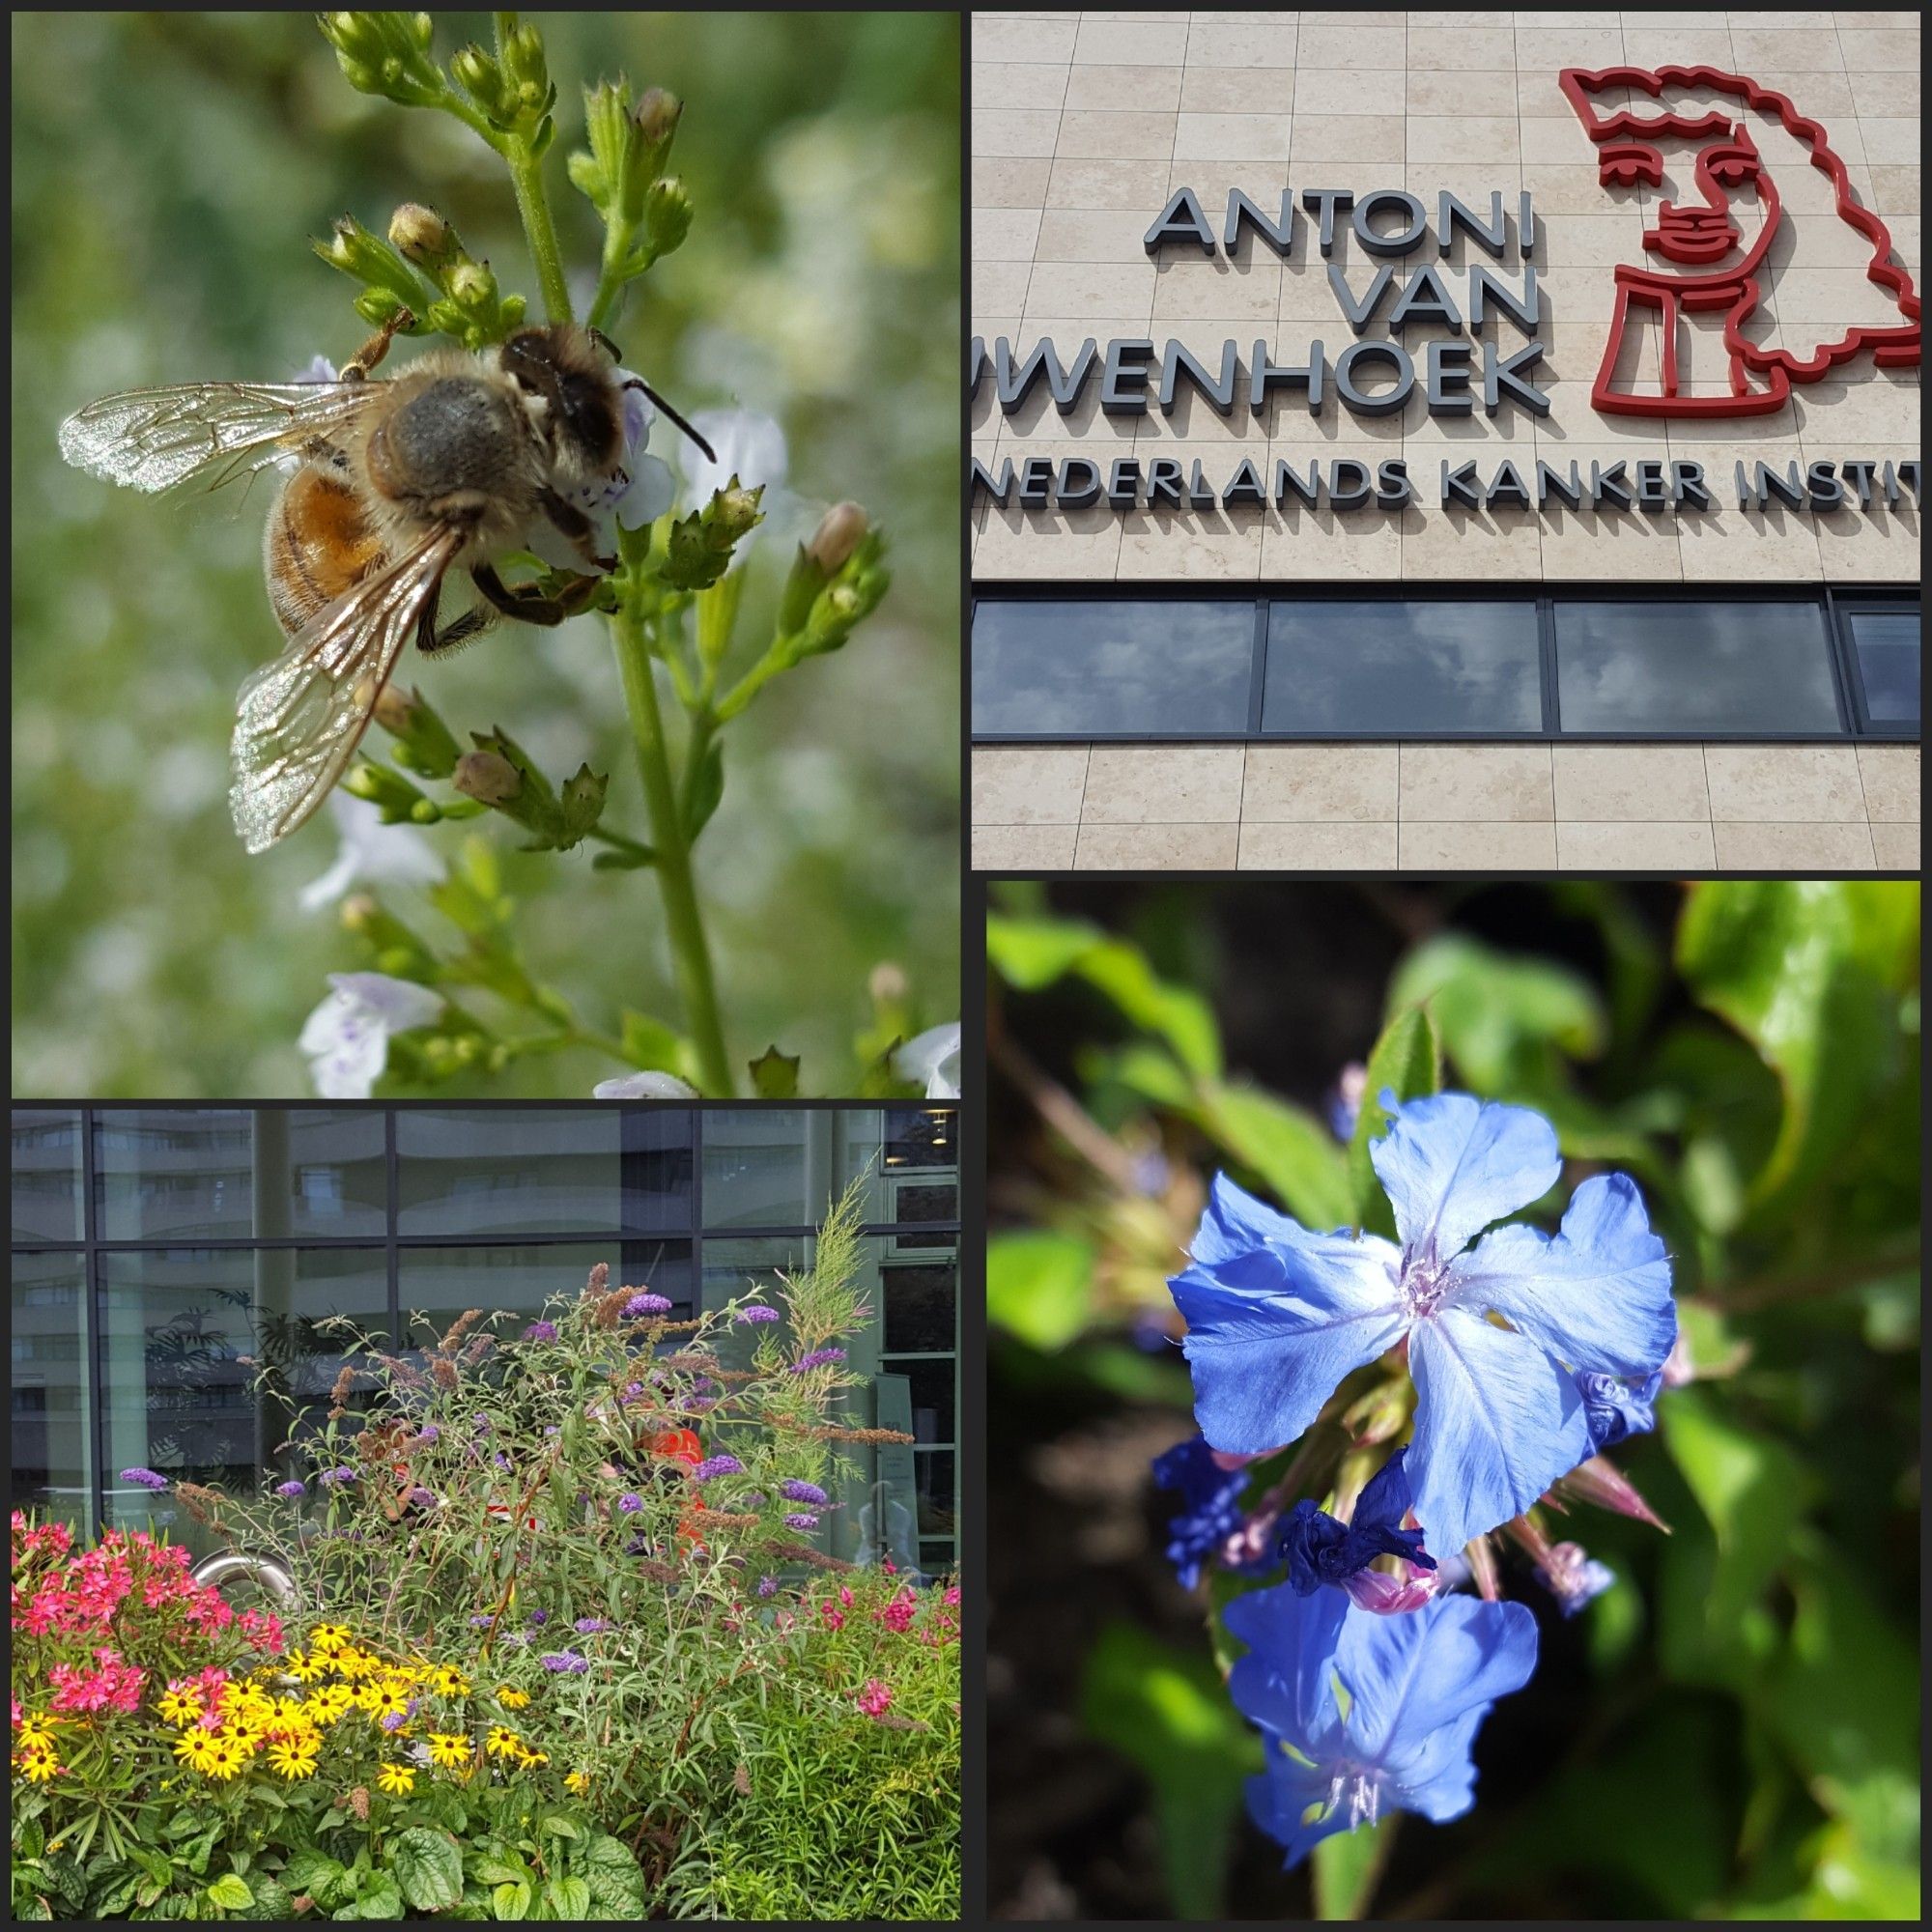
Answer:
[592, 1071, 700, 1099]
[298, 973, 443, 1099]
[293, 354, 338, 384]
[679, 407, 788, 567]
[298, 792, 445, 912]
[895, 1022, 961, 1099]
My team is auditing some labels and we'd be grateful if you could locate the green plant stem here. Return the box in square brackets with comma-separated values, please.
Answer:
[506, 141, 572, 323]
[587, 216, 638, 333]
[611, 604, 733, 1095]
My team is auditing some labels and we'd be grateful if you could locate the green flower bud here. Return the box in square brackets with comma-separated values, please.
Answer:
[805, 500, 869, 576]
[449, 43, 502, 110]
[447, 259, 498, 312]
[315, 214, 433, 319]
[372, 682, 462, 780]
[663, 483, 767, 591]
[452, 750, 523, 806]
[318, 13, 445, 108]
[388, 202, 456, 272]
[641, 176, 693, 261]
[633, 86, 682, 151]
[715, 485, 763, 541]
[343, 759, 431, 822]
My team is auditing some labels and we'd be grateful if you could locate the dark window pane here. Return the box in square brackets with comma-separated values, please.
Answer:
[1848, 611, 1919, 726]
[398, 1242, 689, 1343]
[832, 1108, 959, 1222]
[97, 1111, 388, 1240]
[13, 1109, 83, 1242]
[395, 1109, 690, 1235]
[1264, 600, 1543, 733]
[883, 1260, 957, 1354]
[12, 1252, 90, 1527]
[97, 1247, 387, 1554]
[886, 1355, 954, 1447]
[973, 600, 1254, 736]
[703, 1111, 889, 1229]
[919, 1540, 955, 1577]
[913, 1449, 955, 1539]
[1554, 600, 1840, 732]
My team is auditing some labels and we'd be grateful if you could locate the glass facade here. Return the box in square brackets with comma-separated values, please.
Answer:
[10, 1105, 959, 1580]
[972, 590, 1918, 741]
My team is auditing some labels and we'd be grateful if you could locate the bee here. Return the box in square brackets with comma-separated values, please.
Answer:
[59, 313, 714, 852]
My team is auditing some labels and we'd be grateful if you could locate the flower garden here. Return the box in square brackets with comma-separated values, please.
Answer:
[11, 1179, 959, 1920]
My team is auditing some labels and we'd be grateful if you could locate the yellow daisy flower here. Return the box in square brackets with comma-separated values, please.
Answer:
[484, 1725, 524, 1760]
[426, 1733, 471, 1770]
[284, 1650, 326, 1684]
[515, 1747, 549, 1769]
[495, 1686, 531, 1710]
[376, 1762, 416, 1796]
[564, 1771, 590, 1795]
[16, 1750, 61, 1783]
[200, 1740, 245, 1781]
[307, 1685, 354, 1723]
[307, 1623, 352, 1656]
[335, 1648, 378, 1682]
[15, 1721, 57, 1756]
[430, 1665, 470, 1698]
[368, 1681, 412, 1722]
[268, 1741, 320, 1780]
[156, 1688, 203, 1727]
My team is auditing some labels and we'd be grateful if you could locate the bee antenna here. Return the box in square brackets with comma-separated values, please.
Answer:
[622, 378, 717, 465]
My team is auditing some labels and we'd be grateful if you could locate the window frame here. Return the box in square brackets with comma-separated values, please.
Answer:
[969, 581, 1919, 744]
[1832, 593, 1922, 740]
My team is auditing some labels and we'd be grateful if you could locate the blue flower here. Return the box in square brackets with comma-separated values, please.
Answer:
[1578, 1370, 1662, 1451]
[1168, 1093, 1674, 1554]
[1535, 1541, 1617, 1618]
[1280, 1447, 1435, 1597]
[1226, 1582, 1538, 1868]
[1151, 1435, 1253, 1591]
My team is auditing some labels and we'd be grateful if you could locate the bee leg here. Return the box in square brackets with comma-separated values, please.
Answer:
[587, 326, 624, 363]
[340, 306, 415, 383]
[412, 575, 496, 656]
[537, 486, 618, 574]
[471, 561, 607, 629]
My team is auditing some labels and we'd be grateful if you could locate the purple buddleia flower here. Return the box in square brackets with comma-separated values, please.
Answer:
[120, 1467, 169, 1491]
[616, 1492, 645, 1515]
[1169, 1093, 1675, 1555]
[744, 1492, 767, 1507]
[1578, 1370, 1663, 1452]
[1151, 1435, 1253, 1591]
[1535, 1541, 1617, 1617]
[789, 1348, 846, 1374]
[780, 1479, 829, 1507]
[1227, 1583, 1538, 1868]
[682, 1396, 717, 1412]
[623, 1535, 650, 1555]
[318, 1466, 357, 1487]
[408, 1487, 435, 1508]
[624, 1293, 672, 1318]
[756, 1576, 778, 1598]
[734, 1305, 781, 1324]
[783, 1512, 820, 1530]
[522, 1321, 558, 1344]
[574, 1618, 613, 1634]
[273, 1480, 307, 1499]
[415, 1425, 440, 1444]
[1280, 1446, 1436, 1610]
[539, 1651, 589, 1674]
[469, 1614, 496, 1628]
[527, 1609, 549, 1627]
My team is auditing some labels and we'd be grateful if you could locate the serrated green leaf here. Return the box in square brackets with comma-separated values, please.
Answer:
[987, 1230, 1095, 1351]
[577, 1834, 646, 1918]
[748, 1044, 801, 1097]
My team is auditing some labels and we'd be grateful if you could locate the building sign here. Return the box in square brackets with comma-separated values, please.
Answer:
[970, 65, 1921, 518]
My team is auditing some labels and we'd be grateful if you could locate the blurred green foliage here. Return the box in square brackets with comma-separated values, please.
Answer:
[12, 11, 958, 1095]
[989, 880, 1919, 1919]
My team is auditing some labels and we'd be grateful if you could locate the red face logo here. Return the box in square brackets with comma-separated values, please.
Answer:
[1560, 65, 1920, 418]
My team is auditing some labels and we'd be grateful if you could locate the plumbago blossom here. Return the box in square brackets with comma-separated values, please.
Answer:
[1169, 1092, 1675, 1555]
[1280, 1446, 1438, 1615]
[1227, 1582, 1537, 1868]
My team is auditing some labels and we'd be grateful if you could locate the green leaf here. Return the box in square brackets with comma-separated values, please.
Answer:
[684, 740, 725, 841]
[391, 1830, 464, 1914]
[1677, 880, 1917, 1220]
[1196, 1084, 1353, 1231]
[1346, 1005, 1439, 1237]
[205, 1874, 253, 1911]
[334, 1871, 403, 1919]
[1312, 1813, 1398, 1920]
[1080, 1621, 1262, 1921]
[545, 1875, 591, 1918]
[577, 1834, 647, 1918]
[986, 911, 1104, 989]
[619, 1009, 689, 1077]
[748, 1044, 801, 1098]
[986, 1230, 1095, 1351]
[1388, 932, 1605, 1095]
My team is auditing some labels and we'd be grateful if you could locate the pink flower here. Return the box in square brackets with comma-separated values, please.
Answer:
[821, 1605, 845, 1632]
[856, 1679, 893, 1719]
[942, 1584, 961, 1607]
[838, 1585, 854, 1607]
[877, 1589, 917, 1634]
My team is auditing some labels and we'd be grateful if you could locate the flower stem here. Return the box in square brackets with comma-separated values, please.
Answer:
[506, 140, 573, 324]
[611, 603, 733, 1095]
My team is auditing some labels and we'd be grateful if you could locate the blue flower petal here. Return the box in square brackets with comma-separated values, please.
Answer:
[1170, 1209, 1406, 1454]
[1407, 1307, 1592, 1553]
[1224, 1579, 1350, 1747]
[1246, 1755, 1353, 1870]
[1382, 1702, 1488, 1822]
[1579, 1368, 1663, 1451]
[1446, 1173, 1675, 1378]
[1370, 1094, 1561, 1265]
[1335, 1592, 1539, 1769]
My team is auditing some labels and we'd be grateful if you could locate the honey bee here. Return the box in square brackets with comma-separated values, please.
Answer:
[59, 313, 714, 852]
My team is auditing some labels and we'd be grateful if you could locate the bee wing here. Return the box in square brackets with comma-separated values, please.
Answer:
[58, 381, 379, 496]
[229, 524, 462, 854]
